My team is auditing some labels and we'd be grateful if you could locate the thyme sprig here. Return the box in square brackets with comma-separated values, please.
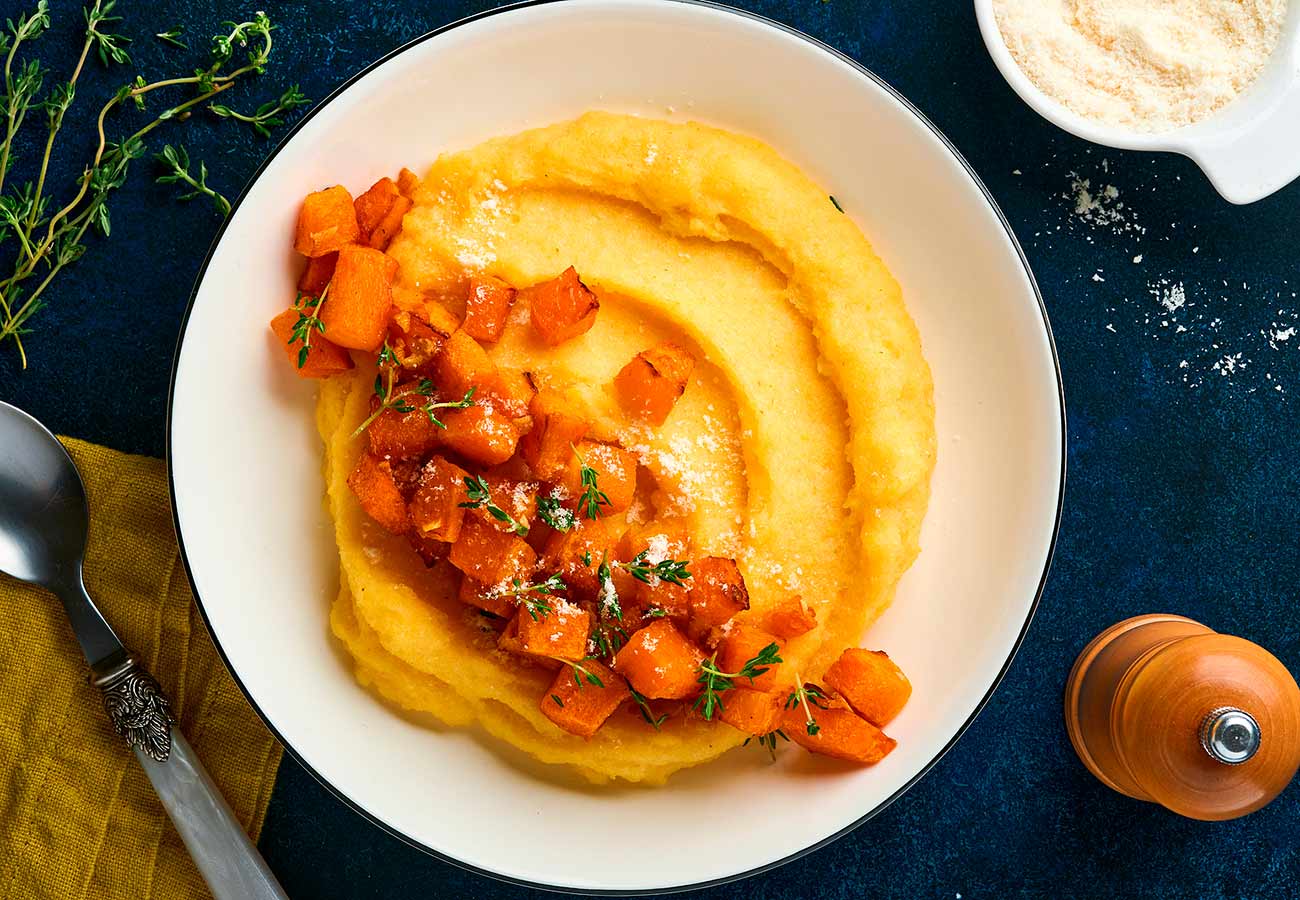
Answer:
[154, 27, 186, 50]
[596, 552, 622, 621]
[618, 549, 691, 586]
[629, 686, 667, 730]
[0, 6, 294, 368]
[499, 573, 565, 621]
[349, 357, 475, 436]
[536, 494, 576, 532]
[210, 82, 307, 138]
[571, 444, 610, 519]
[459, 474, 529, 536]
[286, 287, 327, 368]
[551, 656, 605, 690]
[154, 143, 229, 215]
[785, 678, 829, 736]
[744, 729, 790, 759]
[693, 643, 783, 721]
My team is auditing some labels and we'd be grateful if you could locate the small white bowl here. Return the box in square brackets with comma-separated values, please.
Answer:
[170, 0, 1064, 891]
[975, 0, 1300, 204]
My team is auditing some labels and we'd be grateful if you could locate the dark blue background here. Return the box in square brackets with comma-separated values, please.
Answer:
[3, 1, 1298, 897]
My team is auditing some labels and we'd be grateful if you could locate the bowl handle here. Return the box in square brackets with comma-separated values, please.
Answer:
[1189, 86, 1300, 204]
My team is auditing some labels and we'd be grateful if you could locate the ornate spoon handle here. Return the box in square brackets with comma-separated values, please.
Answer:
[94, 655, 288, 900]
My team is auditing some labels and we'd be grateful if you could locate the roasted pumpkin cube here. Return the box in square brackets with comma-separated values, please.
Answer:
[823, 648, 913, 728]
[782, 696, 896, 764]
[525, 266, 599, 346]
[613, 619, 704, 700]
[396, 167, 421, 198]
[716, 623, 786, 692]
[541, 516, 628, 600]
[365, 384, 444, 460]
[457, 574, 515, 619]
[481, 368, 535, 424]
[269, 307, 353, 378]
[541, 658, 628, 737]
[466, 475, 537, 534]
[432, 329, 496, 398]
[622, 520, 692, 622]
[519, 389, 590, 481]
[294, 185, 359, 257]
[369, 195, 411, 250]
[448, 518, 534, 584]
[346, 453, 409, 534]
[386, 308, 448, 374]
[354, 177, 401, 243]
[297, 252, 337, 298]
[559, 440, 638, 515]
[407, 532, 448, 567]
[760, 596, 818, 639]
[686, 557, 750, 643]
[319, 245, 397, 351]
[407, 455, 469, 543]
[507, 599, 591, 662]
[613, 342, 695, 425]
[438, 402, 520, 467]
[719, 688, 784, 736]
[463, 274, 518, 342]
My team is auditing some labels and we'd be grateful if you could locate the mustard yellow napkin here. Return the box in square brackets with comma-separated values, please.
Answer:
[0, 438, 282, 899]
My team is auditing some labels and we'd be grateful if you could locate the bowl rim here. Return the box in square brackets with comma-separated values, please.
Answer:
[165, 0, 1067, 893]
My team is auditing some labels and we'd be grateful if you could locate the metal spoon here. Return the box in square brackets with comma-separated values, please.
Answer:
[0, 401, 287, 900]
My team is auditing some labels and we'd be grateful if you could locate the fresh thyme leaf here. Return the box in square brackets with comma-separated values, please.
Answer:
[458, 475, 529, 536]
[498, 573, 566, 621]
[550, 694, 564, 708]
[693, 643, 783, 721]
[209, 83, 309, 138]
[536, 495, 576, 532]
[829, 194, 844, 213]
[155, 26, 187, 49]
[154, 143, 230, 216]
[85, 0, 131, 67]
[588, 622, 628, 660]
[571, 444, 611, 519]
[286, 288, 328, 369]
[785, 679, 828, 736]
[644, 606, 667, 619]
[616, 550, 691, 586]
[550, 657, 604, 690]
[420, 385, 474, 428]
[745, 729, 789, 760]
[596, 552, 622, 622]
[628, 686, 667, 730]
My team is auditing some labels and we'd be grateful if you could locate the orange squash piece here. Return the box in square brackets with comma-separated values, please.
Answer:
[525, 266, 599, 346]
[506, 599, 591, 661]
[353, 177, 401, 243]
[448, 518, 535, 584]
[622, 520, 692, 622]
[685, 557, 750, 644]
[613, 342, 695, 425]
[407, 455, 469, 543]
[438, 402, 520, 467]
[482, 368, 536, 425]
[519, 389, 590, 481]
[760, 596, 818, 639]
[294, 185, 360, 257]
[541, 659, 629, 738]
[319, 245, 397, 351]
[269, 307, 353, 378]
[540, 516, 628, 600]
[396, 167, 421, 198]
[387, 308, 450, 375]
[781, 696, 896, 764]
[368, 195, 411, 250]
[716, 623, 786, 692]
[432, 329, 496, 398]
[559, 440, 638, 514]
[466, 475, 537, 534]
[613, 619, 704, 700]
[719, 688, 784, 736]
[463, 274, 518, 342]
[823, 648, 913, 728]
[346, 453, 409, 534]
[365, 385, 445, 460]
[407, 532, 448, 567]
[457, 573, 516, 619]
[297, 252, 337, 298]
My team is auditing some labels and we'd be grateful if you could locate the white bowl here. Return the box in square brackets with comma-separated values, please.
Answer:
[169, 0, 1065, 891]
[975, 0, 1300, 204]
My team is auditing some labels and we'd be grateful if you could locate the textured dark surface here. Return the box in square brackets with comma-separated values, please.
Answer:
[2, 1, 1299, 898]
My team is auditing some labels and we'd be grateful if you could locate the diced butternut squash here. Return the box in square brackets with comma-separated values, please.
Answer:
[294, 185, 359, 257]
[463, 274, 518, 342]
[319, 245, 397, 351]
[716, 623, 786, 692]
[482, 368, 536, 425]
[613, 619, 704, 700]
[519, 389, 590, 481]
[297, 252, 337, 297]
[559, 440, 638, 514]
[368, 195, 411, 250]
[457, 574, 516, 619]
[760, 596, 818, 640]
[686, 557, 750, 644]
[346, 453, 409, 534]
[541, 659, 629, 738]
[386, 308, 449, 374]
[269, 307, 353, 378]
[719, 688, 784, 736]
[396, 167, 421, 198]
[622, 520, 693, 622]
[407, 455, 468, 543]
[365, 385, 444, 460]
[541, 516, 628, 600]
[438, 402, 520, 467]
[781, 697, 896, 764]
[823, 648, 913, 728]
[407, 532, 448, 567]
[432, 329, 496, 397]
[466, 475, 537, 534]
[354, 177, 401, 243]
[613, 342, 695, 425]
[448, 518, 535, 584]
[508, 600, 591, 661]
[525, 266, 599, 346]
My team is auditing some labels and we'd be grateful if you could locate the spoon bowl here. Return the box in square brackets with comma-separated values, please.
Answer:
[0, 402, 89, 590]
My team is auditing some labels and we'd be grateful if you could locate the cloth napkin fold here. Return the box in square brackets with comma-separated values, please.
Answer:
[0, 437, 282, 899]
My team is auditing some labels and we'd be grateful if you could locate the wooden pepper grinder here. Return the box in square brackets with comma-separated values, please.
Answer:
[1065, 614, 1300, 820]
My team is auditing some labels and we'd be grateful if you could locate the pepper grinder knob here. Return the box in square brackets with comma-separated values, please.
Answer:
[1065, 614, 1300, 821]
